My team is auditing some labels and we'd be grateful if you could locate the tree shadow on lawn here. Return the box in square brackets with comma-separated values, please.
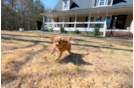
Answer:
[2, 36, 133, 52]
[72, 43, 133, 52]
[1, 37, 52, 44]
[59, 52, 93, 66]
[72, 38, 102, 43]
[1, 49, 45, 84]
[1, 33, 54, 39]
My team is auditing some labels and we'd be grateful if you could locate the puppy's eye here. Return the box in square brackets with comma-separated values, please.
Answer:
[59, 42, 60, 44]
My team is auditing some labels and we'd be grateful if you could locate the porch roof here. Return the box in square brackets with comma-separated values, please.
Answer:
[40, 6, 133, 18]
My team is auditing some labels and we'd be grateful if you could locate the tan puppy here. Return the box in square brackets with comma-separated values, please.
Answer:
[50, 35, 71, 60]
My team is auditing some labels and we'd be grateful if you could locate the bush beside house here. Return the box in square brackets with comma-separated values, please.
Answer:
[94, 27, 100, 36]
[36, 21, 42, 30]
[49, 28, 53, 32]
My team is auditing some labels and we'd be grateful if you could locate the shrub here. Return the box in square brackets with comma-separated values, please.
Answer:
[60, 27, 65, 33]
[36, 21, 42, 30]
[94, 27, 100, 36]
[73, 29, 80, 34]
[69, 29, 80, 34]
[49, 28, 53, 32]
[69, 31, 73, 34]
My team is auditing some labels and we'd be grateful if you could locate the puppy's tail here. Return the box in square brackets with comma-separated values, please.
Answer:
[68, 35, 72, 41]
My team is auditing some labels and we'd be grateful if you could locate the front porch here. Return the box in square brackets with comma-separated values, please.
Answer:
[40, 6, 133, 37]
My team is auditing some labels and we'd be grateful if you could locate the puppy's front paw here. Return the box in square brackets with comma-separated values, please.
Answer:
[50, 52, 54, 55]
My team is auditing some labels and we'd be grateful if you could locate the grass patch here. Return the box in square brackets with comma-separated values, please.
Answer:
[49, 67, 59, 76]
[110, 44, 113, 47]
[38, 63, 43, 67]
[1, 54, 4, 57]
[111, 48, 115, 54]
[83, 44, 85, 48]
[86, 34, 104, 37]
[99, 46, 102, 51]
[9, 38, 12, 43]
[86, 34, 94, 36]
[99, 34, 104, 37]
[43, 45, 46, 50]
[44, 57, 49, 64]
[127, 45, 132, 48]
[69, 30, 80, 34]
[28, 40, 31, 42]
[81, 54, 84, 57]
[110, 48, 115, 58]
[54, 69, 58, 75]
[74, 56, 81, 71]
[14, 41, 18, 44]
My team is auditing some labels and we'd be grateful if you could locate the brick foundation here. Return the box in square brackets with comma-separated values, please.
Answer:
[106, 31, 133, 40]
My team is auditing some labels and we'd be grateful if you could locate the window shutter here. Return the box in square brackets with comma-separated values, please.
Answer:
[108, 0, 112, 5]
[94, 0, 97, 6]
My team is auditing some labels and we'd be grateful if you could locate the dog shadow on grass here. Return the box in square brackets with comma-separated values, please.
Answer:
[59, 52, 93, 66]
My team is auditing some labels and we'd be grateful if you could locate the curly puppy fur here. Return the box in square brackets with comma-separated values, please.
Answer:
[50, 35, 72, 60]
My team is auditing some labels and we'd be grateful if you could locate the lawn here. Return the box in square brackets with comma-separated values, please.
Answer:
[1, 30, 133, 88]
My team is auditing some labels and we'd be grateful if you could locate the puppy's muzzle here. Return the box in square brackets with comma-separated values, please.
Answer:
[56, 44, 59, 46]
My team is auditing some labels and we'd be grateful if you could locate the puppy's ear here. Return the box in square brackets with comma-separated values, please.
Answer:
[50, 37, 55, 42]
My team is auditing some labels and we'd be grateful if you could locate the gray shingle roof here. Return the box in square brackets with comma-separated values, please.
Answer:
[51, 0, 133, 12]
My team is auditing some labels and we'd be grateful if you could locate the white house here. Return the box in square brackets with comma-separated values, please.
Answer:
[40, 0, 133, 37]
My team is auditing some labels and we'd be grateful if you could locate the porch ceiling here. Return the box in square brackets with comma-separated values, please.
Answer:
[41, 7, 133, 18]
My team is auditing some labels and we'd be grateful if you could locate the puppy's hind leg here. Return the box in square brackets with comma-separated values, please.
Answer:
[67, 48, 73, 60]
[67, 46, 71, 55]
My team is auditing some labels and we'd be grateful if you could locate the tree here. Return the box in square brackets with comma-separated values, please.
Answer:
[1, 0, 45, 30]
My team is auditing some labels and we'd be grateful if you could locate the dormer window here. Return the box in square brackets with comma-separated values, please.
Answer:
[98, 0, 104, 5]
[64, 1, 68, 8]
[62, 0, 70, 11]
[94, 0, 113, 7]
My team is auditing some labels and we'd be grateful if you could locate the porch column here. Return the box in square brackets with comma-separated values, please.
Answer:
[43, 16, 45, 30]
[53, 16, 54, 28]
[88, 13, 91, 29]
[130, 20, 134, 33]
[103, 11, 108, 37]
[74, 14, 77, 29]
[47, 17, 49, 27]
[63, 16, 64, 27]
[105, 11, 108, 21]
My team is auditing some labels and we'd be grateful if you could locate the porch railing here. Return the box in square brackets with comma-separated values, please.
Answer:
[44, 21, 107, 37]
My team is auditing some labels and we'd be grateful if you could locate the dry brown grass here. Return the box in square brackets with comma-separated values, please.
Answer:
[1, 30, 133, 88]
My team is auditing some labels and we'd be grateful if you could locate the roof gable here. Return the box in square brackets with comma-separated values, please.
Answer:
[51, 0, 133, 12]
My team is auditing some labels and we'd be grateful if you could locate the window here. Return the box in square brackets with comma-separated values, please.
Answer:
[64, 1, 68, 8]
[90, 17, 94, 22]
[94, 0, 113, 7]
[98, 0, 105, 6]
[96, 16, 102, 21]
[104, 16, 111, 28]
[57, 18, 59, 22]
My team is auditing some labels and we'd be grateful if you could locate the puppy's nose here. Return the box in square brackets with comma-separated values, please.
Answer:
[56, 44, 58, 46]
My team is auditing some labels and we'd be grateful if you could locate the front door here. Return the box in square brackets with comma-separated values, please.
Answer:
[116, 15, 127, 29]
